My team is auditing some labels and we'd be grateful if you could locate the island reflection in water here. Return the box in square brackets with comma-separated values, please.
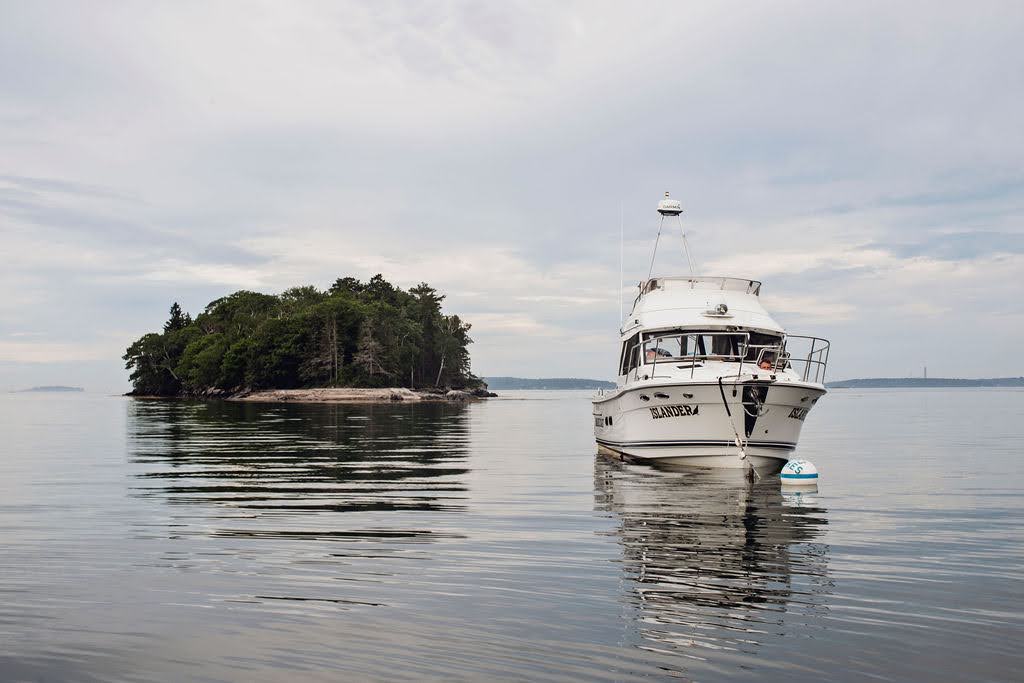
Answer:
[127, 399, 471, 542]
[595, 458, 832, 660]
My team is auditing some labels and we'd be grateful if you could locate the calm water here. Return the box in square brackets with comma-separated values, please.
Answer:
[1, 389, 1022, 681]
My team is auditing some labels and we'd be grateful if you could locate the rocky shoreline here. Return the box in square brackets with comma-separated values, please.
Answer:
[231, 387, 495, 403]
[128, 387, 497, 403]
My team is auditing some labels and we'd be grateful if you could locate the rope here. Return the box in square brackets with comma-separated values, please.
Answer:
[743, 391, 769, 418]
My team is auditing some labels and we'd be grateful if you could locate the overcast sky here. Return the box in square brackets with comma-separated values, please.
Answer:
[2, 1, 1023, 391]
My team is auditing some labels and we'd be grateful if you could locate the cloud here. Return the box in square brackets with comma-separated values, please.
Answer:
[760, 294, 858, 324]
[0, 340, 111, 363]
[2, 2, 1024, 385]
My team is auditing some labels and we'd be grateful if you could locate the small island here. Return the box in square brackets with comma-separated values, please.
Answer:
[124, 275, 492, 402]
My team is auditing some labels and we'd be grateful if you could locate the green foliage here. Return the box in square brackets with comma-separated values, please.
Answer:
[123, 277, 478, 395]
[177, 333, 229, 391]
[163, 302, 188, 332]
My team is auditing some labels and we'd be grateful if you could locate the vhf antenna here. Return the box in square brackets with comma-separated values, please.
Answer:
[619, 201, 624, 323]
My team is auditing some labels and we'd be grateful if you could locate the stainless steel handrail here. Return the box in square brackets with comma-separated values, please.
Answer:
[644, 276, 762, 294]
[780, 334, 831, 383]
[633, 276, 763, 306]
[628, 331, 831, 383]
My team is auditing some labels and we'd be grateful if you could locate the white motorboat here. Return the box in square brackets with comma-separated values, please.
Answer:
[593, 193, 830, 472]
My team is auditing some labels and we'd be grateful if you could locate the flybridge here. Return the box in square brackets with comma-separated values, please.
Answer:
[625, 274, 781, 337]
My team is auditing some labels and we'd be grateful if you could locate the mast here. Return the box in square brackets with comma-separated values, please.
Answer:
[648, 191, 695, 278]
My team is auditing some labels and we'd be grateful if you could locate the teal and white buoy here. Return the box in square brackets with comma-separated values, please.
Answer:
[780, 459, 818, 486]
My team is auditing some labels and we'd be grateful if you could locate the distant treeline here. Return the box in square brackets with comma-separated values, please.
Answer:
[827, 377, 1024, 388]
[484, 377, 616, 390]
[124, 275, 479, 396]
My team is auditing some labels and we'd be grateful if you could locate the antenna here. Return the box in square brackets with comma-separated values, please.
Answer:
[619, 202, 624, 323]
[680, 223, 697, 275]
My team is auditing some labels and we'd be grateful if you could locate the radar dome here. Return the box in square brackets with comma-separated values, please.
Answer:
[657, 191, 683, 216]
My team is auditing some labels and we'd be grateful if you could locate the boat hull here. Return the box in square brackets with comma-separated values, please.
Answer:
[596, 441, 794, 471]
[593, 380, 825, 470]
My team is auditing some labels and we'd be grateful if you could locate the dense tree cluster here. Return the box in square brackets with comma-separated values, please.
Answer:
[124, 275, 477, 395]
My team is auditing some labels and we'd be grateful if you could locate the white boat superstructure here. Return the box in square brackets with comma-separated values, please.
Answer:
[593, 195, 830, 472]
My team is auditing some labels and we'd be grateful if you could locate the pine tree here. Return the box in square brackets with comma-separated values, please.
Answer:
[354, 319, 387, 379]
[164, 302, 188, 332]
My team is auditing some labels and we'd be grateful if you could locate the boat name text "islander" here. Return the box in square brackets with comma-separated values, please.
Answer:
[649, 404, 699, 419]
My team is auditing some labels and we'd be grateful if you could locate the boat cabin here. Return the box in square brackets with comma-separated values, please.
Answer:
[615, 276, 828, 384]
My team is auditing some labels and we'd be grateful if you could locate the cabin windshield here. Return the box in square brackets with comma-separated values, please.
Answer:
[639, 330, 784, 365]
[640, 331, 743, 363]
[620, 329, 787, 376]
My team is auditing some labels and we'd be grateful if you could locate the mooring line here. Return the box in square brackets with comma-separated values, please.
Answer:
[718, 377, 759, 481]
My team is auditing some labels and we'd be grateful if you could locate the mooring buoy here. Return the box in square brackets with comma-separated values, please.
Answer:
[780, 459, 818, 487]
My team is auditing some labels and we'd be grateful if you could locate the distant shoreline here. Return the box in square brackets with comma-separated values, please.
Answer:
[13, 385, 85, 393]
[827, 377, 1024, 389]
[484, 377, 615, 390]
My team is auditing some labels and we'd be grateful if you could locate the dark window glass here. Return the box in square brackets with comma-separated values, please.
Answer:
[620, 333, 640, 375]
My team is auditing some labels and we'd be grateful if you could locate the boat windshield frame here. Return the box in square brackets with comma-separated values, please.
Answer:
[629, 331, 830, 383]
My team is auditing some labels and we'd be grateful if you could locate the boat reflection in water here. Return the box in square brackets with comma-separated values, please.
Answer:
[595, 458, 831, 661]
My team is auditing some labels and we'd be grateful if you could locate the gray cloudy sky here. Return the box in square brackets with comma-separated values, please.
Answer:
[2, 1, 1023, 391]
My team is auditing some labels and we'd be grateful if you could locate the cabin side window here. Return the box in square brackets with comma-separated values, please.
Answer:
[620, 333, 640, 375]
